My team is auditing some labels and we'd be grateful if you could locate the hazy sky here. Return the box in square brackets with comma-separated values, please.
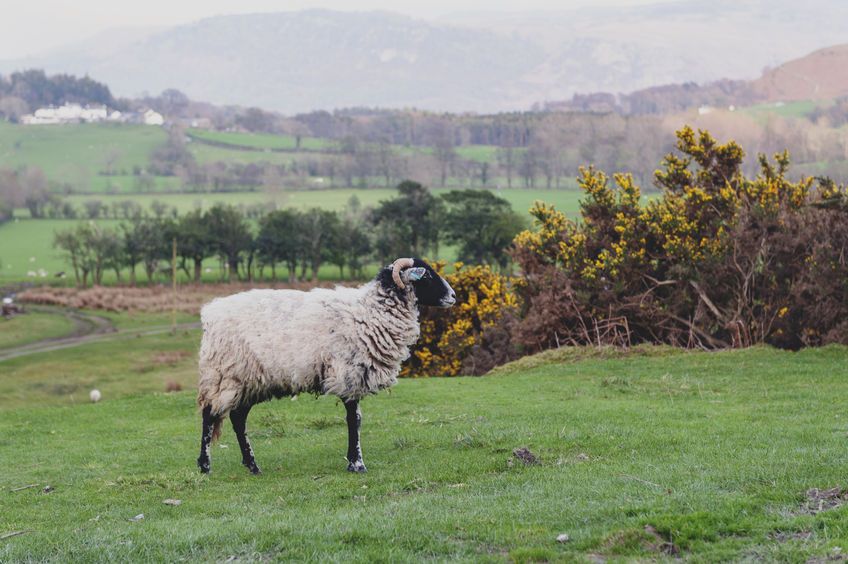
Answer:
[1, 0, 681, 59]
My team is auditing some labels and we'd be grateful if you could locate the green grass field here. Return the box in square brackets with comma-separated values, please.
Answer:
[0, 218, 122, 283]
[188, 128, 330, 151]
[0, 311, 75, 349]
[744, 99, 820, 122]
[1, 334, 847, 561]
[0, 121, 166, 179]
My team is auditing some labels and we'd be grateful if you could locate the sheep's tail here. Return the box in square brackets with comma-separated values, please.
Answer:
[211, 418, 223, 443]
[197, 393, 225, 443]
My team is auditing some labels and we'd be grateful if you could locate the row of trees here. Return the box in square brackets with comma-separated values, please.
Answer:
[0, 70, 118, 122]
[52, 182, 525, 287]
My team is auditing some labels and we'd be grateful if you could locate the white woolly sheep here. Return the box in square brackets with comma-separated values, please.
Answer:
[196, 257, 456, 474]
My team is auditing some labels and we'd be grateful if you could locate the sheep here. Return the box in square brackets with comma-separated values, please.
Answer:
[196, 257, 456, 474]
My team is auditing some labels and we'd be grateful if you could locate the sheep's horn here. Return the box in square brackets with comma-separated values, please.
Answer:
[391, 257, 415, 289]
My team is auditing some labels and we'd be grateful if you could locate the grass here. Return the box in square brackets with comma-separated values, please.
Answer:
[0, 311, 75, 349]
[0, 218, 122, 284]
[187, 128, 330, 151]
[744, 99, 820, 122]
[1, 340, 848, 561]
[0, 121, 166, 180]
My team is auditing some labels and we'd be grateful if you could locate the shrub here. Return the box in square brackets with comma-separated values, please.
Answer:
[402, 262, 520, 377]
[512, 126, 848, 352]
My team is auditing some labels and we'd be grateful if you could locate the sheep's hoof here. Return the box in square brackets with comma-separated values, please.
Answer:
[347, 460, 367, 473]
[198, 463, 210, 474]
[244, 462, 262, 475]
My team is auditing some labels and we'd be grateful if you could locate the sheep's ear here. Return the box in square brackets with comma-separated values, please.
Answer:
[407, 267, 427, 282]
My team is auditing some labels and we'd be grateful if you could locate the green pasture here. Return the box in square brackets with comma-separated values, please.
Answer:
[187, 143, 300, 167]
[0, 121, 166, 179]
[187, 128, 330, 151]
[0, 311, 75, 349]
[743, 99, 820, 122]
[0, 218, 122, 283]
[1, 337, 847, 561]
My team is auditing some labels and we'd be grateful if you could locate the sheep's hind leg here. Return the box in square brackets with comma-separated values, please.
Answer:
[197, 405, 217, 474]
[230, 404, 261, 475]
[344, 399, 366, 473]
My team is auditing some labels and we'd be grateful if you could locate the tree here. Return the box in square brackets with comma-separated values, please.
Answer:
[82, 224, 122, 285]
[21, 167, 50, 218]
[371, 180, 444, 261]
[257, 208, 303, 282]
[0, 96, 29, 122]
[54, 227, 84, 286]
[496, 146, 516, 188]
[441, 190, 524, 269]
[434, 139, 457, 187]
[205, 204, 252, 282]
[149, 128, 196, 176]
[83, 199, 105, 219]
[121, 219, 148, 286]
[327, 211, 371, 280]
[298, 208, 339, 281]
[176, 210, 214, 283]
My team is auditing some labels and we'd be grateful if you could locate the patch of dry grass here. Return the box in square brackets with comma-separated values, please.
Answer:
[18, 281, 329, 314]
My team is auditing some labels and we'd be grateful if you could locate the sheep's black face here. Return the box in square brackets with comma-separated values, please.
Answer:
[406, 258, 457, 308]
[378, 258, 457, 307]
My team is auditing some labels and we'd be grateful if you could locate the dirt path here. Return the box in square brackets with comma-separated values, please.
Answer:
[0, 307, 199, 362]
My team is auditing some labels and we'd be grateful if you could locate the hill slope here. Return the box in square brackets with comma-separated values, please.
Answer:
[750, 44, 848, 102]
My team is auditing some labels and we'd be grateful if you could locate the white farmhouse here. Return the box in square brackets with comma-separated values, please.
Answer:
[143, 110, 164, 126]
[21, 103, 116, 125]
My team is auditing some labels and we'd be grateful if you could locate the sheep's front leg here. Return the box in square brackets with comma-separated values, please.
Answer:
[344, 399, 366, 473]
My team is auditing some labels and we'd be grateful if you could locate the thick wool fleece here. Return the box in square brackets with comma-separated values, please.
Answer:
[197, 279, 420, 417]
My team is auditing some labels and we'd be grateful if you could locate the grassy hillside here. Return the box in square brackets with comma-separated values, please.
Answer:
[1, 337, 847, 561]
[0, 122, 523, 195]
[0, 122, 165, 178]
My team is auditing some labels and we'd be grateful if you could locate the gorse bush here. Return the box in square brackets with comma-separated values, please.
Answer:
[403, 262, 520, 377]
[512, 126, 848, 351]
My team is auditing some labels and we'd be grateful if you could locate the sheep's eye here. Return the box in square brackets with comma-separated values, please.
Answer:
[408, 267, 428, 281]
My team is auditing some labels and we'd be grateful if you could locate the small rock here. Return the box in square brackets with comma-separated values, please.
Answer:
[556, 533, 570, 543]
[512, 447, 539, 465]
[162, 499, 182, 506]
[129, 513, 144, 522]
[576, 453, 590, 461]
[42, 485, 54, 494]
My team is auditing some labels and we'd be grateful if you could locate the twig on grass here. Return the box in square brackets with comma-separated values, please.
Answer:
[0, 530, 30, 541]
[9, 484, 38, 492]
[619, 474, 666, 491]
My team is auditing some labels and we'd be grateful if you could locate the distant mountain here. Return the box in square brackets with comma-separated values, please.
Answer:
[750, 44, 848, 102]
[1, 3, 847, 114]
